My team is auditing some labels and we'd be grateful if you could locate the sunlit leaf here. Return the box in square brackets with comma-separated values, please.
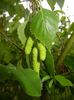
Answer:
[31, 8, 59, 51]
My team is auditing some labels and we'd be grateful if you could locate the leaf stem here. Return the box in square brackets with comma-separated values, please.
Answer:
[56, 33, 74, 68]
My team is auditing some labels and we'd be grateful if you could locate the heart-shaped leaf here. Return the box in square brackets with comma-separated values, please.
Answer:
[31, 8, 59, 51]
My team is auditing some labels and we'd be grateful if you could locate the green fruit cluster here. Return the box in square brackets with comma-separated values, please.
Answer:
[25, 37, 46, 74]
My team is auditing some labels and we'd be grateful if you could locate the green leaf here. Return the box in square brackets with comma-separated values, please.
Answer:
[8, 21, 19, 33]
[0, 1, 14, 15]
[42, 75, 50, 83]
[17, 22, 27, 46]
[49, 79, 53, 88]
[31, 8, 59, 51]
[64, 56, 74, 71]
[68, 43, 74, 55]
[0, 0, 21, 16]
[0, 64, 41, 97]
[0, 64, 11, 81]
[57, 0, 64, 9]
[69, 22, 74, 32]
[55, 75, 73, 87]
[14, 68, 41, 97]
[0, 40, 13, 63]
[3, 52, 13, 63]
[47, 0, 57, 10]
[14, 4, 25, 17]
[45, 50, 55, 77]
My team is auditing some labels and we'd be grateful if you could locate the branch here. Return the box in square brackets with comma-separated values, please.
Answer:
[56, 33, 74, 68]
[0, 32, 23, 52]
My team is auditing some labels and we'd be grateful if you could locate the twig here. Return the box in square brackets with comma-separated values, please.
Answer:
[56, 33, 74, 69]
[0, 32, 23, 52]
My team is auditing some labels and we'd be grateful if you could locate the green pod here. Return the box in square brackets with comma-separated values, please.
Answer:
[38, 43, 46, 61]
[25, 37, 34, 55]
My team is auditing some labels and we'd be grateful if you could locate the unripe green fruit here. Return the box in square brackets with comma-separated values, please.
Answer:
[38, 43, 46, 61]
[33, 62, 40, 74]
[32, 47, 40, 74]
[32, 47, 38, 61]
[25, 37, 34, 55]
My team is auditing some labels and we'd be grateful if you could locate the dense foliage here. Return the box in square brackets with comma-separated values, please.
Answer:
[0, 0, 74, 100]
